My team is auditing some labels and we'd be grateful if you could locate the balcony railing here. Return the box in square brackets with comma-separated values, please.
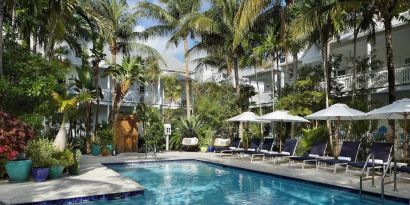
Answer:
[250, 92, 276, 106]
[335, 64, 410, 92]
[100, 89, 182, 107]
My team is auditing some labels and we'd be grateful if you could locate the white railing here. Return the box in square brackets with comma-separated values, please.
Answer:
[250, 92, 276, 106]
[335, 64, 410, 92]
[101, 89, 141, 103]
[100, 89, 182, 107]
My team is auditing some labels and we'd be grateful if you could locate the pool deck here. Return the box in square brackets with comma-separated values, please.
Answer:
[1, 151, 410, 204]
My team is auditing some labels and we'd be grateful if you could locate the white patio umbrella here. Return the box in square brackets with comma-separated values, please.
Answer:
[227, 111, 269, 123]
[227, 112, 268, 139]
[259, 110, 309, 151]
[365, 98, 410, 191]
[305, 104, 366, 156]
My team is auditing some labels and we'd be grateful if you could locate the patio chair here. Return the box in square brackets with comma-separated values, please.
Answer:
[316, 141, 361, 174]
[243, 138, 274, 161]
[263, 139, 298, 164]
[217, 138, 243, 156]
[181, 137, 199, 151]
[232, 138, 262, 158]
[288, 141, 327, 170]
[398, 166, 410, 181]
[213, 138, 231, 151]
[345, 142, 393, 177]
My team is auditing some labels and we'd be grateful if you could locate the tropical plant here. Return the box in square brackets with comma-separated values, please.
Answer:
[27, 138, 55, 168]
[104, 56, 145, 125]
[50, 148, 75, 168]
[199, 128, 214, 147]
[163, 75, 182, 105]
[176, 115, 204, 139]
[141, 108, 164, 150]
[52, 91, 92, 151]
[139, 0, 202, 119]
[97, 128, 114, 146]
[298, 125, 329, 156]
[0, 112, 34, 161]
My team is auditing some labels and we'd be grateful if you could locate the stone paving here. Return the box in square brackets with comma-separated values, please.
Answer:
[1, 151, 410, 204]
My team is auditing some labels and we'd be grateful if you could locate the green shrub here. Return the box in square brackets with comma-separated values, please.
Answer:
[97, 128, 114, 146]
[296, 126, 329, 156]
[199, 128, 214, 147]
[50, 149, 75, 167]
[27, 138, 55, 168]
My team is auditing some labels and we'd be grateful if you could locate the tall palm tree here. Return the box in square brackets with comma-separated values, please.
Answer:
[138, 0, 202, 119]
[104, 56, 145, 125]
[0, 0, 3, 77]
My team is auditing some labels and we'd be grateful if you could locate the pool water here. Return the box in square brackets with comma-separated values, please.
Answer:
[85, 160, 404, 205]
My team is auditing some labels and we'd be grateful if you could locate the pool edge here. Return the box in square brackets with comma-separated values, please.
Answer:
[103, 159, 410, 204]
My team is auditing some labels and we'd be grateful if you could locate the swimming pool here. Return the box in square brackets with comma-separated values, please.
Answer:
[86, 160, 405, 204]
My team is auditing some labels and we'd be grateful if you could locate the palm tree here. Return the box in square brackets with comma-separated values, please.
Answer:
[138, 0, 202, 119]
[70, 65, 103, 138]
[52, 91, 93, 151]
[104, 56, 145, 125]
[0, 0, 3, 77]
[163, 75, 182, 106]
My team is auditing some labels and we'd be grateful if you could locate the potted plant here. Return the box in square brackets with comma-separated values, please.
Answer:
[0, 112, 34, 182]
[90, 134, 100, 156]
[27, 138, 55, 182]
[97, 128, 113, 157]
[68, 149, 82, 175]
[199, 128, 214, 153]
[49, 149, 74, 179]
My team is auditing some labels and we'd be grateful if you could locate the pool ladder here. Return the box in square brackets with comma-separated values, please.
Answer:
[145, 145, 158, 162]
[359, 154, 396, 200]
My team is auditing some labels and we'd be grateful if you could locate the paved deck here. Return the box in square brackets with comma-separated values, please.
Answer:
[1, 152, 410, 204]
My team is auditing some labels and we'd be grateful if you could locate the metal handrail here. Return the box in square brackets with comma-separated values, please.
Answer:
[360, 154, 376, 196]
[381, 156, 393, 199]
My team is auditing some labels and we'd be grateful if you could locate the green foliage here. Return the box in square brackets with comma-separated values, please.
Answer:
[163, 75, 182, 104]
[169, 131, 182, 150]
[50, 149, 75, 167]
[176, 115, 204, 138]
[142, 108, 164, 150]
[2, 40, 67, 117]
[297, 126, 329, 156]
[193, 82, 238, 135]
[199, 128, 214, 147]
[238, 83, 256, 111]
[277, 65, 326, 117]
[27, 138, 55, 168]
[97, 128, 114, 146]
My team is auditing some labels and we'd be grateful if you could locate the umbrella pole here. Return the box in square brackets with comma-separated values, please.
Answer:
[335, 117, 341, 157]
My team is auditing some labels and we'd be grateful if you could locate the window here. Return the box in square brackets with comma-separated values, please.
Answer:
[405, 58, 410, 64]
[139, 85, 145, 93]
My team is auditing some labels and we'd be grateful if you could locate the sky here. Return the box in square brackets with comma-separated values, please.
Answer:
[127, 0, 209, 62]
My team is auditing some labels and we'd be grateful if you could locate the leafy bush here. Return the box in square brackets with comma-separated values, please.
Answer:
[0, 112, 34, 160]
[27, 138, 55, 168]
[199, 128, 214, 147]
[97, 128, 114, 146]
[296, 126, 329, 156]
[50, 149, 75, 167]
[142, 108, 164, 150]
[177, 116, 204, 139]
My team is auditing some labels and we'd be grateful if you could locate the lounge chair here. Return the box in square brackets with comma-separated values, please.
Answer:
[398, 166, 410, 181]
[213, 138, 231, 150]
[232, 138, 262, 158]
[345, 142, 393, 176]
[247, 138, 275, 162]
[316, 141, 361, 174]
[263, 139, 298, 164]
[217, 138, 243, 156]
[288, 141, 327, 170]
[181, 137, 199, 151]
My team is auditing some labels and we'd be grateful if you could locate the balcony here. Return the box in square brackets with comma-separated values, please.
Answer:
[335, 64, 410, 92]
[250, 92, 276, 107]
[100, 89, 182, 107]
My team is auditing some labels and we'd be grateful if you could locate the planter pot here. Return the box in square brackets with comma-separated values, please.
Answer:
[68, 163, 80, 176]
[101, 149, 110, 156]
[32, 167, 49, 182]
[207, 146, 215, 152]
[49, 165, 64, 179]
[200, 146, 208, 153]
[91, 144, 100, 156]
[5, 159, 32, 183]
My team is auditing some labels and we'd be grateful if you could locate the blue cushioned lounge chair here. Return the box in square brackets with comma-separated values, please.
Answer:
[289, 141, 327, 169]
[217, 138, 242, 156]
[263, 138, 298, 164]
[316, 141, 361, 174]
[345, 143, 392, 176]
[245, 138, 274, 161]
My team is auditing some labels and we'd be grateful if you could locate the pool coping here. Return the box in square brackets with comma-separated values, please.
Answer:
[103, 159, 410, 204]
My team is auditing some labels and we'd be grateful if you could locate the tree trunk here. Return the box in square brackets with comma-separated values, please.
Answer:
[384, 17, 396, 145]
[254, 66, 263, 134]
[321, 29, 333, 153]
[54, 112, 69, 152]
[0, 0, 3, 77]
[271, 56, 276, 112]
[351, 28, 359, 103]
[93, 60, 100, 135]
[233, 54, 240, 111]
[292, 52, 298, 82]
[183, 37, 191, 119]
